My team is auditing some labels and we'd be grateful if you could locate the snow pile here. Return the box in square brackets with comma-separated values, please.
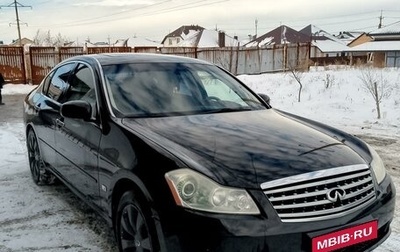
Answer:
[2, 84, 36, 95]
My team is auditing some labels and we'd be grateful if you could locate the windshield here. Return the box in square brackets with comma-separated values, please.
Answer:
[103, 62, 266, 117]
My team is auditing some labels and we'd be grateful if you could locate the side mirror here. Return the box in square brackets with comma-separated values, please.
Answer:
[60, 100, 92, 121]
[258, 93, 271, 105]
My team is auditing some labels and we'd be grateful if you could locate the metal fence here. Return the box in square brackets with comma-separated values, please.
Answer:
[0, 46, 26, 83]
[160, 43, 310, 75]
[0, 43, 311, 84]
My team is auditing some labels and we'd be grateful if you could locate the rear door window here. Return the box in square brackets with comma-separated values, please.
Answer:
[47, 63, 75, 101]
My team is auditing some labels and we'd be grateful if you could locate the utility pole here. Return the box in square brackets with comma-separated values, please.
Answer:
[378, 10, 384, 29]
[0, 1, 32, 46]
[255, 18, 258, 38]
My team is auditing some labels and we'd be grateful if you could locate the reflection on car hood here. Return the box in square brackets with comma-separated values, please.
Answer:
[122, 109, 366, 189]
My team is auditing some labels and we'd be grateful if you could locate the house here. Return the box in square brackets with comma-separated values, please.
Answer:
[85, 38, 129, 47]
[161, 25, 205, 47]
[335, 31, 365, 45]
[347, 21, 400, 67]
[10, 37, 34, 46]
[245, 25, 309, 47]
[114, 39, 129, 47]
[130, 36, 161, 48]
[176, 30, 239, 48]
[299, 24, 349, 58]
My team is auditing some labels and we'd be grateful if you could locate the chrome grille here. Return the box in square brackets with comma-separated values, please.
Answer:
[261, 164, 376, 222]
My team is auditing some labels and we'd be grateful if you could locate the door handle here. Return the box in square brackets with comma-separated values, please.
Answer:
[56, 118, 65, 127]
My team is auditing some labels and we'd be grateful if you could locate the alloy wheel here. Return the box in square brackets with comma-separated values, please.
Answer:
[27, 130, 42, 183]
[119, 204, 152, 252]
[27, 130, 54, 185]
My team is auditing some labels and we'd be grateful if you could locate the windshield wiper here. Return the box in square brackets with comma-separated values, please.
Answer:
[202, 107, 252, 114]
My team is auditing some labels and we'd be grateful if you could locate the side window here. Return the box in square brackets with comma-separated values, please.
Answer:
[47, 63, 75, 101]
[63, 63, 96, 105]
[41, 71, 54, 95]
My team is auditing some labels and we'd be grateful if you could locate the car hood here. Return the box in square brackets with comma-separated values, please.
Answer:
[122, 109, 366, 189]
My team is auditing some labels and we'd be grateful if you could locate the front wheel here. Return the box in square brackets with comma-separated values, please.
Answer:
[26, 129, 55, 185]
[116, 191, 158, 252]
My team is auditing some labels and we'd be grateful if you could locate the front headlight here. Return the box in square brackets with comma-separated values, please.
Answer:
[165, 169, 260, 215]
[368, 145, 386, 184]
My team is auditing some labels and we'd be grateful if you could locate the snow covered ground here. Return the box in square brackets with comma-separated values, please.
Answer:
[0, 66, 399, 251]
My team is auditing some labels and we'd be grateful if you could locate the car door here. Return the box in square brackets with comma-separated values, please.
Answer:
[54, 62, 102, 204]
[33, 63, 76, 167]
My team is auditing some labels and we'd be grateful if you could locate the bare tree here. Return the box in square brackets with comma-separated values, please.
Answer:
[359, 67, 392, 119]
[286, 60, 307, 102]
[33, 29, 70, 46]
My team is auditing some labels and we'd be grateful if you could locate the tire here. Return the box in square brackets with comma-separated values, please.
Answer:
[26, 129, 55, 185]
[116, 191, 158, 252]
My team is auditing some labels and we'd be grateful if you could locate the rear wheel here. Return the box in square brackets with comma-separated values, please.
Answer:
[27, 129, 55, 185]
[116, 191, 157, 252]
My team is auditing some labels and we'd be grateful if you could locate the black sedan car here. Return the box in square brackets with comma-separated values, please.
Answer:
[23, 53, 395, 252]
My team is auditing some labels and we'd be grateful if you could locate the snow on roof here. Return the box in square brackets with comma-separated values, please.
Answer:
[312, 40, 349, 53]
[85, 41, 109, 47]
[181, 30, 199, 40]
[245, 36, 274, 48]
[130, 37, 161, 47]
[161, 25, 205, 44]
[245, 25, 309, 47]
[336, 31, 364, 40]
[299, 24, 349, 52]
[114, 39, 129, 47]
[85, 39, 129, 47]
[335, 31, 365, 45]
[301, 24, 346, 44]
[369, 21, 400, 35]
[177, 29, 239, 48]
[346, 41, 400, 52]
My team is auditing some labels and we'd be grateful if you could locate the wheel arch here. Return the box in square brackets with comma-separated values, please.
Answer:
[111, 176, 155, 228]
[111, 176, 164, 251]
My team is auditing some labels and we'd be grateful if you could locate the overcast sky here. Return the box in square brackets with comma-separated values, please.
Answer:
[1, 0, 399, 45]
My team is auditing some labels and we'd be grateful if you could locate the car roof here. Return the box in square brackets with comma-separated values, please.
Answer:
[65, 53, 213, 66]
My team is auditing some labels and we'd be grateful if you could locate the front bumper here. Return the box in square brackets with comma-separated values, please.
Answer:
[156, 175, 395, 252]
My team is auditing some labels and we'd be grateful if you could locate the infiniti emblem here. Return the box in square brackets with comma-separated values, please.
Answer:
[326, 188, 346, 203]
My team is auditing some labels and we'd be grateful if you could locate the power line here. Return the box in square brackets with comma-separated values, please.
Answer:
[0, 0, 32, 45]
[28, 0, 228, 28]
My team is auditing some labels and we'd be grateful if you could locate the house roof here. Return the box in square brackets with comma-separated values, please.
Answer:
[335, 31, 364, 40]
[177, 29, 239, 47]
[300, 25, 343, 43]
[312, 40, 349, 53]
[369, 21, 400, 35]
[245, 25, 310, 47]
[10, 37, 34, 46]
[346, 40, 400, 52]
[300, 24, 348, 52]
[161, 25, 205, 44]
[85, 39, 129, 47]
[130, 36, 161, 47]
[335, 31, 366, 46]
